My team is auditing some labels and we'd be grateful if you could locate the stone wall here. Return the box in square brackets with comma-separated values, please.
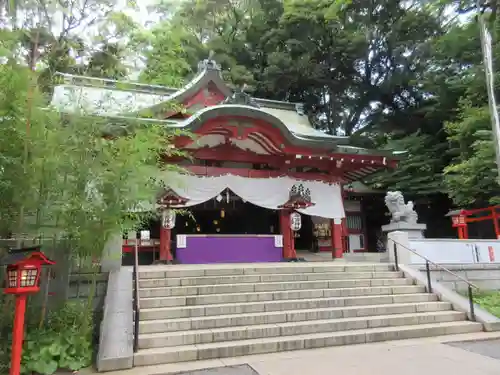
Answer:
[66, 272, 108, 307]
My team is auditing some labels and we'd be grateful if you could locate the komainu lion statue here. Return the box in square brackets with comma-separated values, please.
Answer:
[384, 191, 418, 224]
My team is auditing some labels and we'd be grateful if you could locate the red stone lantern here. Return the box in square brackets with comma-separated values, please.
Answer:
[451, 211, 467, 228]
[447, 209, 469, 239]
[1, 247, 55, 375]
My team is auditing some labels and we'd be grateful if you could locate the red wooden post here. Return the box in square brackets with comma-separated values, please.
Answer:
[280, 210, 295, 259]
[331, 218, 344, 259]
[492, 208, 500, 239]
[289, 214, 297, 259]
[159, 226, 173, 262]
[10, 295, 27, 375]
[463, 224, 469, 239]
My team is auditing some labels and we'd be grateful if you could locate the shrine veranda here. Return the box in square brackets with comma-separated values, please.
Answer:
[50, 58, 399, 264]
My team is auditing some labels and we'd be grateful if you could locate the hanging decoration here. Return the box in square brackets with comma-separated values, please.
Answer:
[290, 211, 302, 231]
[279, 183, 315, 209]
[161, 209, 176, 229]
[226, 189, 230, 203]
[220, 208, 225, 218]
[159, 173, 344, 219]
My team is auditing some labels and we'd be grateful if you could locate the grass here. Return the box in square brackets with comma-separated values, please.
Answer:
[472, 291, 500, 317]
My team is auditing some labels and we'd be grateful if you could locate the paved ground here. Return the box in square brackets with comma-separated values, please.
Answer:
[447, 339, 500, 361]
[168, 365, 259, 375]
[87, 332, 500, 375]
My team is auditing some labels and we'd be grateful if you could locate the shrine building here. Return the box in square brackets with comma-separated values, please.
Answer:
[50, 57, 399, 264]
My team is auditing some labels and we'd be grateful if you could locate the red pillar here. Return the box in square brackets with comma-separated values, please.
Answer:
[492, 209, 500, 239]
[280, 210, 296, 259]
[331, 218, 344, 259]
[10, 295, 27, 375]
[159, 227, 173, 262]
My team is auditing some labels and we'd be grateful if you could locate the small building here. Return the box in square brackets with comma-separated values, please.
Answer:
[50, 57, 399, 264]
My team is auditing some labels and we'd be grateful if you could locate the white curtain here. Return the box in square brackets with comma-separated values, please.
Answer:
[160, 173, 345, 219]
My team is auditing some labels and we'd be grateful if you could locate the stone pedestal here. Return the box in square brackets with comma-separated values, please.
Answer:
[382, 223, 426, 266]
[382, 222, 427, 239]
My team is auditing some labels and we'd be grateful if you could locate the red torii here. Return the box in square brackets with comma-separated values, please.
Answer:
[447, 205, 500, 240]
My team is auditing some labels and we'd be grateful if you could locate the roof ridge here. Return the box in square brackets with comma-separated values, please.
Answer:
[54, 72, 179, 94]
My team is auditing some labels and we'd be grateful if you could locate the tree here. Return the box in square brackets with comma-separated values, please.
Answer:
[137, 22, 192, 87]
[444, 103, 500, 206]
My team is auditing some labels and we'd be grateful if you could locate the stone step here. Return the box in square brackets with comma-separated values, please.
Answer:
[139, 271, 403, 288]
[138, 301, 452, 334]
[140, 285, 426, 309]
[138, 310, 466, 349]
[133, 321, 482, 366]
[138, 264, 394, 279]
[139, 293, 437, 320]
[139, 277, 413, 298]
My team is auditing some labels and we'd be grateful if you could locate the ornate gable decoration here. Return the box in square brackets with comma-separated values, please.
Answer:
[278, 184, 315, 209]
[158, 189, 189, 207]
[197, 51, 221, 72]
[223, 84, 260, 108]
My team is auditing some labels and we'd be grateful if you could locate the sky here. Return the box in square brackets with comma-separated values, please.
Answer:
[122, 0, 162, 27]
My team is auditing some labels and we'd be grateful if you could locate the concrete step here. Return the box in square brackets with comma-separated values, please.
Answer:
[138, 264, 394, 279]
[138, 310, 467, 349]
[138, 301, 452, 334]
[133, 321, 482, 366]
[344, 253, 389, 263]
[140, 285, 426, 309]
[139, 271, 402, 288]
[139, 293, 437, 320]
[139, 277, 413, 298]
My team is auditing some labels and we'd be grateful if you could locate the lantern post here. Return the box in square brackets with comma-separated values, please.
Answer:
[1, 248, 55, 375]
[157, 190, 188, 264]
[160, 208, 176, 263]
[278, 184, 315, 260]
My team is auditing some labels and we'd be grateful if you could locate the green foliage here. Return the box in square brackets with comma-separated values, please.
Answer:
[0, 1, 193, 374]
[472, 290, 500, 317]
[0, 301, 93, 375]
[444, 104, 500, 206]
[368, 132, 448, 195]
[23, 302, 93, 374]
[138, 23, 192, 87]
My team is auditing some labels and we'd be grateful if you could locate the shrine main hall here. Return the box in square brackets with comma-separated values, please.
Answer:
[50, 57, 399, 265]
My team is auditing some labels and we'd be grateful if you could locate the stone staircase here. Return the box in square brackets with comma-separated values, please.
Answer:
[133, 263, 482, 366]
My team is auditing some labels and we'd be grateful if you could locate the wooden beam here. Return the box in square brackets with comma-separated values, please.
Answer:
[183, 165, 345, 183]
[174, 145, 386, 173]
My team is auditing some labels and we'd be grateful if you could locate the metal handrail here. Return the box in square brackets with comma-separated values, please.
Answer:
[391, 239, 479, 321]
[132, 239, 140, 352]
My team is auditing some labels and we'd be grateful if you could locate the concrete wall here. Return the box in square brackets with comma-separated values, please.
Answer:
[415, 263, 500, 292]
[97, 268, 133, 372]
[387, 231, 500, 292]
[408, 238, 500, 264]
